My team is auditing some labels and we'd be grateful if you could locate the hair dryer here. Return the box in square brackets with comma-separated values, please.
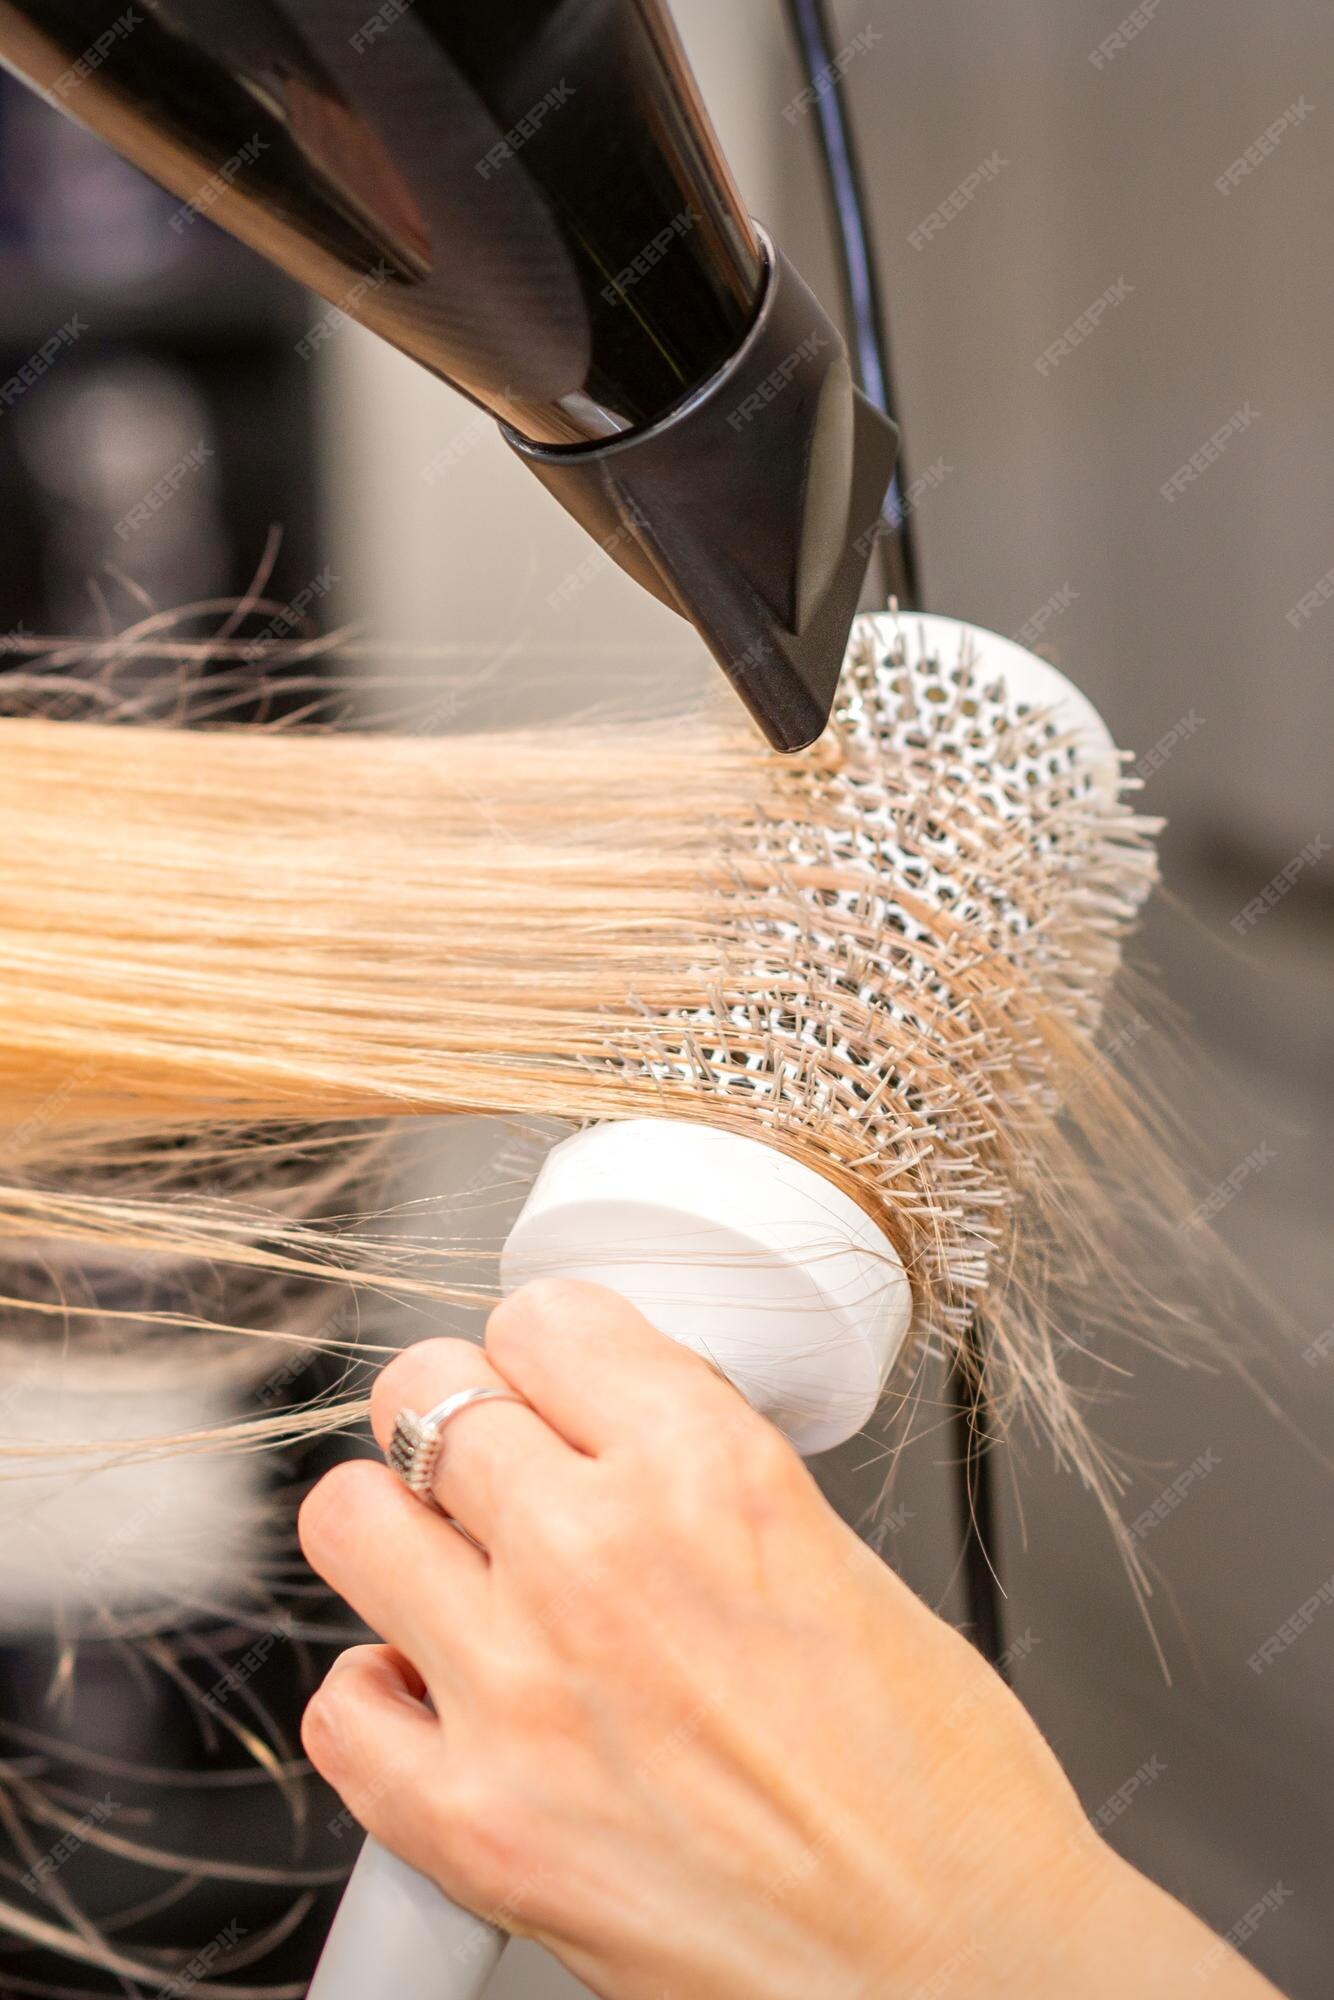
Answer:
[0, 0, 899, 748]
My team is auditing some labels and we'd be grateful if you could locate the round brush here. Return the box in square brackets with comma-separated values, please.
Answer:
[307, 609, 1153, 2000]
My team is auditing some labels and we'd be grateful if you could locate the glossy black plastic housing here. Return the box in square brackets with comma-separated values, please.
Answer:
[512, 240, 899, 750]
[0, 0, 898, 745]
[0, 0, 764, 445]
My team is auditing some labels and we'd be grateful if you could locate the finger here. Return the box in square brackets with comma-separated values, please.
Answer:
[299, 1459, 487, 1676]
[302, 1644, 446, 1870]
[305, 1648, 558, 1941]
[371, 1336, 584, 1551]
[485, 1278, 747, 1458]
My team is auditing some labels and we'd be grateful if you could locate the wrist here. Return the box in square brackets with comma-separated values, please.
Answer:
[1028, 1846, 1285, 2000]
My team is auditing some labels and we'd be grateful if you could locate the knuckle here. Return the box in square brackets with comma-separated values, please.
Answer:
[734, 1414, 802, 1487]
[371, 1337, 481, 1433]
[486, 1277, 595, 1360]
[717, 1416, 807, 1517]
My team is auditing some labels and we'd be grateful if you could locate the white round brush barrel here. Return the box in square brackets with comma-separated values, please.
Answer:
[308, 1119, 911, 2000]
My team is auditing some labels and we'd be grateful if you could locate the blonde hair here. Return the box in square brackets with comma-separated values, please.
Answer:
[0, 608, 1204, 1545]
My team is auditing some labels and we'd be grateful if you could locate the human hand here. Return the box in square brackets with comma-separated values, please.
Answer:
[298, 1280, 1281, 2000]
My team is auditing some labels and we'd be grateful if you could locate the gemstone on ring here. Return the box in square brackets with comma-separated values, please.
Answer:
[386, 1406, 439, 1500]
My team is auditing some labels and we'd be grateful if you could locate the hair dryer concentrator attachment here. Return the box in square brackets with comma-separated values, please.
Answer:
[509, 241, 900, 751]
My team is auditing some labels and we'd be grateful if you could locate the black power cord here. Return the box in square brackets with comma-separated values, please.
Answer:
[782, 0, 1006, 1674]
[951, 1328, 1008, 1674]
[783, 0, 920, 609]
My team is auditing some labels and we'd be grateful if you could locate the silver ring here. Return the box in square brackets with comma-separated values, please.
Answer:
[387, 1386, 528, 1508]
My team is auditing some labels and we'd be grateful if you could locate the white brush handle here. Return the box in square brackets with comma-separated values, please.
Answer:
[308, 1119, 909, 1999]
[308, 1839, 505, 2000]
